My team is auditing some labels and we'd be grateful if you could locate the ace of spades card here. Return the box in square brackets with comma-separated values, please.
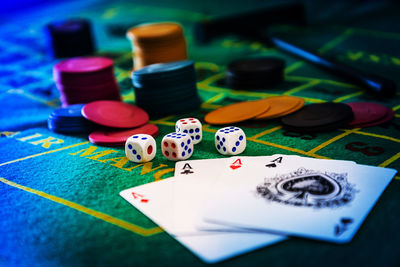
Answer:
[200, 155, 396, 243]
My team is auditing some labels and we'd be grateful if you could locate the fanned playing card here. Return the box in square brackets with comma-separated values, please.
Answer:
[201, 155, 396, 243]
[120, 174, 285, 264]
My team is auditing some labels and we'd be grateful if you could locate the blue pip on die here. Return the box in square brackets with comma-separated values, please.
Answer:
[162, 132, 194, 161]
[215, 126, 246, 155]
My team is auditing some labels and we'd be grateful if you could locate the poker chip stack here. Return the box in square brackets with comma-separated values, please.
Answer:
[226, 57, 285, 89]
[53, 57, 121, 106]
[45, 18, 95, 58]
[126, 22, 188, 70]
[131, 60, 201, 117]
[47, 104, 93, 133]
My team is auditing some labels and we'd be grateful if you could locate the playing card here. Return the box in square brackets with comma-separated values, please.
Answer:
[201, 155, 396, 243]
[174, 156, 294, 232]
[120, 177, 286, 264]
[173, 158, 232, 232]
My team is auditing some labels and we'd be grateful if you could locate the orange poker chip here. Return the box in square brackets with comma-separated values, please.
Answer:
[204, 99, 270, 125]
[254, 96, 305, 120]
[126, 22, 188, 70]
[126, 22, 183, 43]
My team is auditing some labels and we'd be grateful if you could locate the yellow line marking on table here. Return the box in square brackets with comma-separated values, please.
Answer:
[202, 125, 217, 133]
[197, 83, 228, 94]
[285, 61, 304, 74]
[0, 142, 90, 167]
[198, 72, 226, 87]
[284, 80, 320, 95]
[198, 82, 326, 104]
[318, 29, 354, 54]
[352, 130, 400, 143]
[379, 152, 400, 168]
[308, 129, 357, 154]
[286, 76, 358, 88]
[250, 126, 283, 139]
[0, 177, 162, 237]
[392, 104, 400, 111]
[149, 116, 176, 126]
[195, 62, 220, 72]
[204, 92, 226, 104]
[201, 102, 222, 109]
[246, 137, 329, 159]
[333, 91, 364, 102]
[7, 89, 59, 108]
[122, 91, 135, 102]
[351, 27, 400, 40]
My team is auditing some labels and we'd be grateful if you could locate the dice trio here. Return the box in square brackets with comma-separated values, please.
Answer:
[124, 118, 246, 163]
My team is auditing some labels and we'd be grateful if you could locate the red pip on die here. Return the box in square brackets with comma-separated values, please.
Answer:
[161, 132, 194, 161]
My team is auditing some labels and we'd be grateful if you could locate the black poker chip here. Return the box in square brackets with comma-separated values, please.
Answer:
[226, 57, 285, 89]
[281, 102, 354, 132]
[45, 18, 95, 58]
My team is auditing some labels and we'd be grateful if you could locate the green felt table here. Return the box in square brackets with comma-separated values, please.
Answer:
[1, 1, 400, 266]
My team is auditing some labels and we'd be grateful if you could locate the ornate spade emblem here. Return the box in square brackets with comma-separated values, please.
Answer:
[256, 168, 357, 208]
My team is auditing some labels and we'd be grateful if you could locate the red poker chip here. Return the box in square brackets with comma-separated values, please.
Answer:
[347, 102, 389, 127]
[82, 100, 149, 128]
[88, 124, 159, 146]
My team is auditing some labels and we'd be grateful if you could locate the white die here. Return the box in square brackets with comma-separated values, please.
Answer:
[215, 126, 246, 155]
[162, 132, 194, 161]
[175, 118, 202, 144]
[125, 134, 156, 163]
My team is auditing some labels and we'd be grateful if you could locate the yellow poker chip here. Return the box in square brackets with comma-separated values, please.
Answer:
[204, 99, 270, 125]
[254, 96, 305, 120]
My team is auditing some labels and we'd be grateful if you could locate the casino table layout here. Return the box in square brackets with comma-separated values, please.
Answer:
[1, 0, 400, 266]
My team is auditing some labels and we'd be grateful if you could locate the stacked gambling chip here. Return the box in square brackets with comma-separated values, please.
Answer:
[45, 18, 95, 58]
[126, 22, 187, 70]
[53, 57, 121, 106]
[131, 60, 201, 117]
[48, 100, 159, 146]
[81, 100, 159, 146]
[47, 104, 93, 133]
[204, 96, 304, 125]
[226, 57, 285, 89]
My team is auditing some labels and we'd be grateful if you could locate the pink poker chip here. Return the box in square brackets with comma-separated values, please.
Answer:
[56, 80, 119, 94]
[89, 124, 159, 146]
[82, 100, 149, 128]
[54, 57, 114, 74]
[354, 108, 394, 128]
[347, 102, 390, 127]
[53, 57, 115, 86]
[347, 102, 394, 128]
